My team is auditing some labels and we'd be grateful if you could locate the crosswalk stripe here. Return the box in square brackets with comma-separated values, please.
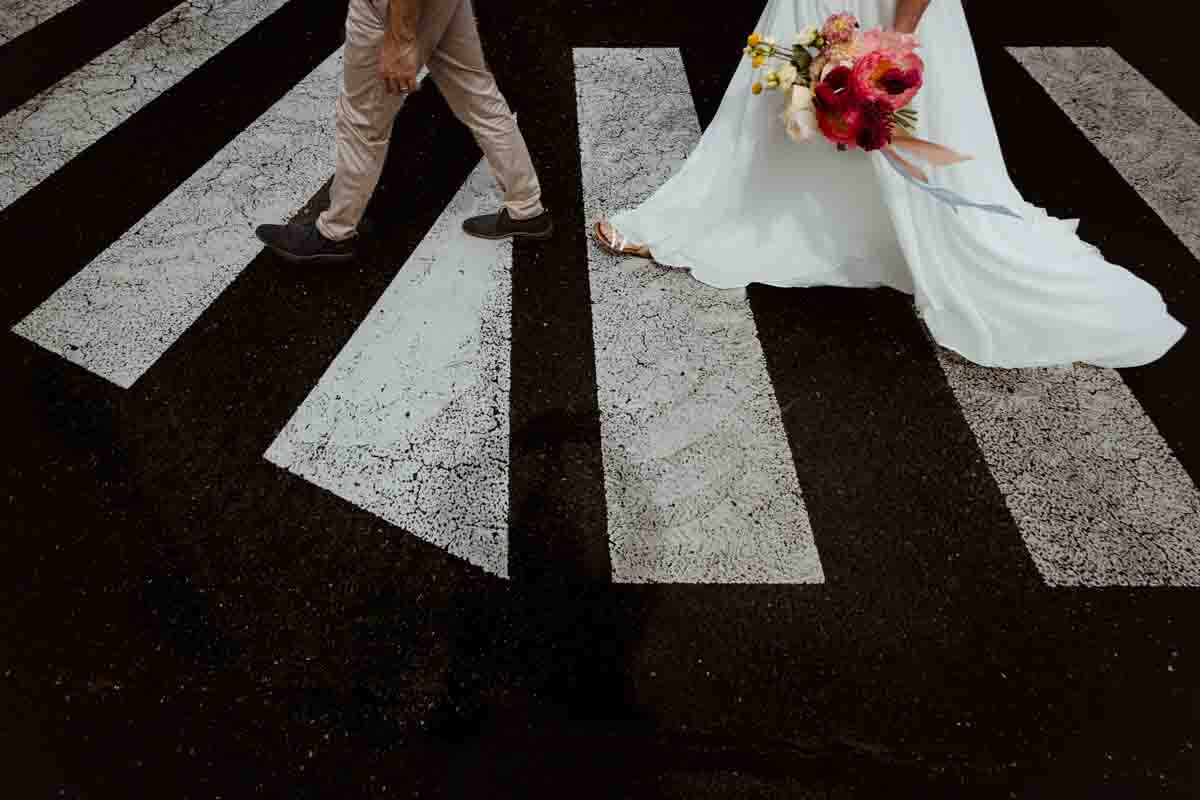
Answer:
[574, 48, 823, 584]
[0, 0, 84, 44]
[0, 0, 292, 214]
[265, 161, 513, 578]
[0, 0, 187, 118]
[936, 353, 1200, 586]
[12, 48, 343, 388]
[1010, 47, 1200, 262]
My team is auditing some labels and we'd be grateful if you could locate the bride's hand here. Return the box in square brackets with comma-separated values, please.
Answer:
[892, 0, 931, 34]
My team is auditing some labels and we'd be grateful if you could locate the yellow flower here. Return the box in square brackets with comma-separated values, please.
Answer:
[747, 33, 762, 46]
[752, 55, 765, 69]
[751, 82, 763, 95]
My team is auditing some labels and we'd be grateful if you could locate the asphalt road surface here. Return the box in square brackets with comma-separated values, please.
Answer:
[1, 0, 1197, 796]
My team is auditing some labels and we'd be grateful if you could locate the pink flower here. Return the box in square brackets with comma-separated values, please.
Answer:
[859, 28, 919, 60]
[825, 40, 862, 66]
[850, 49, 924, 110]
[820, 12, 859, 45]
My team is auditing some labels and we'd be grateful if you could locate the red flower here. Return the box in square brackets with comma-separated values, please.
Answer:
[813, 83, 841, 112]
[879, 67, 921, 95]
[813, 66, 856, 113]
[812, 66, 864, 147]
[824, 65, 853, 92]
[816, 105, 863, 148]
[854, 99, 894, 151]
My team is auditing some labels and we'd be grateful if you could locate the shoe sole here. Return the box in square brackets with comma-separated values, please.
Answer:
[462, 221, 555, 242]
[260, 241, 355, 265]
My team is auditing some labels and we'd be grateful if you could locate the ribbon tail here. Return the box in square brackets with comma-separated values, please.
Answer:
[891, 132, 974, 168]
[882, 145, 928, 183]
[879, 149, 1023, 220]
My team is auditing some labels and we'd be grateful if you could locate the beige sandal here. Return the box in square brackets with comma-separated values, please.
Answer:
[593, 220, 652, 259]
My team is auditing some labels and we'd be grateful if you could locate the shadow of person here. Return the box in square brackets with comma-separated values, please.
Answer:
[432, 407, 662, 796]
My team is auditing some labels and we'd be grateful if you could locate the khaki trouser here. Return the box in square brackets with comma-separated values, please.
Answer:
[317, 0, 543, 241]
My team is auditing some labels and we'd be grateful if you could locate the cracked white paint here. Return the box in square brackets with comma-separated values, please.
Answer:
[575, 48, 823, 584]
[14, 48, 343, 387]
[0, 0, 292, 213]
[1010, 47, 1200, 262]
[265, 162, 512, 578]
[0, 0, 84, 44]
[937, 353, 1200, 586]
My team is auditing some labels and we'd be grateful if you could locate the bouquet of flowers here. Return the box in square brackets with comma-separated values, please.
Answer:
[743, 13, 1020, 218]
[746, 14, 923, 151]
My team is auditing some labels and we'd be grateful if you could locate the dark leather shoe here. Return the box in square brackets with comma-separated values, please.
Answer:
[462, 208, 554, 241]
[256, 221, 356, 264]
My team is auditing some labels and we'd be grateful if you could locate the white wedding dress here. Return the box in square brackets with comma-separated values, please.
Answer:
[609, 0, 1186, 368]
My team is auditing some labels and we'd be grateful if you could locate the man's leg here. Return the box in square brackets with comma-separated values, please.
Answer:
[257, 0, 406, 263]
[318, 0, 408, 241]
[426, 0, 552, 240]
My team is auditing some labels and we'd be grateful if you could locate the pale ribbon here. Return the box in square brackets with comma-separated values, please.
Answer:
[881, 133, 1023, 220]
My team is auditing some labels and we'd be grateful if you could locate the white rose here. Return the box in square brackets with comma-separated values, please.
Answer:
[789, 83, 813, 109]
[777, 63, 799, 92]
[794, 26, 818, 47]
[781, 86, 818, 142]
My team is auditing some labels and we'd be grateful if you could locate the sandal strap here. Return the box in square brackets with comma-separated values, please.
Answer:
[607, 222, 646, 256]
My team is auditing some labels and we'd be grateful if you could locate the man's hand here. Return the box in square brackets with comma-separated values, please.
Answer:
[380, 0, 424, 95]
[380, 35, 420, 95]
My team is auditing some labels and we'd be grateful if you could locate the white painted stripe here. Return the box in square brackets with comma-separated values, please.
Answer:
[0, 0, 83, 44]
[937, 353, 1200, 587]
[1009, 47, 1200, 261]
[13, 49, 343, 388]
[0, 0, 291, 212]
[574, 48, 822, 584]
[264, 162, 512, 578]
